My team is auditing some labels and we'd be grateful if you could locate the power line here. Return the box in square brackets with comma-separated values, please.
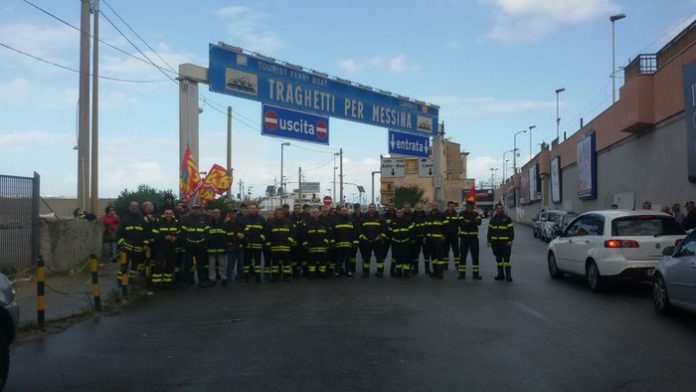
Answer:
[101, 0, 177, 74]
[19, 0, 175, 74]
[0, 41, 168, 83]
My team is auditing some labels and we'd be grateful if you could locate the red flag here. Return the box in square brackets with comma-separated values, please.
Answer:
[179, 145, 201, 200]
[465, 186, 476, 204]
[203, 164, 232, 195]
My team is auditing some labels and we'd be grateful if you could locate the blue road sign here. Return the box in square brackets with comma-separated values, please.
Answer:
[262, 104, 329, 145]
[209, 44, 438, 136]
[388, 129, 430, 158]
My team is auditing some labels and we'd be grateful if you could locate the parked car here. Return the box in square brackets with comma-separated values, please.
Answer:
[531, 211, 542, 238]
[652, 231, 696, 314]
[547, 210, 686, 291]
[540, 211, 577, 242]
[0, 273, 18, 389]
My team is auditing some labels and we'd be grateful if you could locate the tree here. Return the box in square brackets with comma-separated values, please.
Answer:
[113, 185, 174, 216]
[394, 185, 425, 208]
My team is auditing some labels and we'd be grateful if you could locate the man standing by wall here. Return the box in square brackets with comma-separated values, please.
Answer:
[487, 203, 515, 282]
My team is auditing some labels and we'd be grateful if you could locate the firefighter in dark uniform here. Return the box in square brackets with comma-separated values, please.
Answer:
[266, 208, 295, 281]
[320, 206, 336, 276]
[424, 203, 446, 279]
[487, 203, 515, 281]
[410, 202, 428, 275]
[303, 207, 330, 279]
[389, 208, 414, 278]
[117, 201, 149, 283]
[383, 202, 397, 276]
[153, 207, 179, 288]
[458, 200, 482, 280]
[238, 203, 266, 283]
[141, 201, 158, 282]
[225, 208, 244, 283]
[181, 203, 211, 287]
[349, 203, 363, 275]
[290, 205, 306, 278]
[442, 201, 461, 271]
[206, 208, 227, 286]
[332, 205, 356, 277]
[359, 203, 387, 278]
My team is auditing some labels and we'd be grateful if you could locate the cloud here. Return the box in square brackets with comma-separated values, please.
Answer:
[216, 6, 283, 54]
[467, 155, 503, 183]
[486, 0, 620, 43]
[338, 55, 419, 75]
[660, 13, 696, 47]
[0, 130, 73, 148]
[0, 79, 30, 108]
[428, 95, 558, 117]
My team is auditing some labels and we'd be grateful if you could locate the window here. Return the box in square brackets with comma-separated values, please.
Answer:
[612, 216, 685, 236]
[678, 233, 696, 257]
[564, 215, 604, 236]
[405, 160, 418, 174]
[564, 216, 585, 237]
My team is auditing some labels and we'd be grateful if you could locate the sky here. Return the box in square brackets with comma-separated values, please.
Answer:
[1, 0, 695, 202]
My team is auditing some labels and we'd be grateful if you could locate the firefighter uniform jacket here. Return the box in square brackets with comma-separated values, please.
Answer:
[206, 218, 227, 254]
[443, 209, 461, 237]
[239, 214, 266, 250]
[118, 212, 149, 253]
[424, 211, 445, 242]
[181, 213, 209, 248]
[350, 212, 363, 239]
[487, 214, 515, 244]
[360, 213, 385, 242]
[411, 210, 427, 240]
[156, 217, 180, 251]
[225, 216, 243, 250]
[303, 218, 330, 253]
[266, 218, 295, 253]
[384, 210, 396, 227]
[332, 215, 357, 249]
[389, 218, 414, 245]
[458, 210, 482, 238]
[290, 212, 306, 247]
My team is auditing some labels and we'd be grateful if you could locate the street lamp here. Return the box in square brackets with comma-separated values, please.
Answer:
[502, 148, 517, 181]
[610, 13, 626, 104]
[280, 142, 290, 201]
[513, 130, 526, 176]
[528, 125, 536, 162]
[555, 88, 565, 141]
[371, 170, 380, 204]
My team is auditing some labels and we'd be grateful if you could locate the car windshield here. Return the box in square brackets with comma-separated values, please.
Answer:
[612, 216, 685, 236]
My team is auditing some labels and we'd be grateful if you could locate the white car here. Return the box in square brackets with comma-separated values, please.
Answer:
[547, 210, 686, 291]
[539, 210, 577, 242]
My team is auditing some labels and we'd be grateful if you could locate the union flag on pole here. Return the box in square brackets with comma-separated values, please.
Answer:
[203, 164, 232, 195]
[179, 145, 201, 200]
[465, 186, 476, 204]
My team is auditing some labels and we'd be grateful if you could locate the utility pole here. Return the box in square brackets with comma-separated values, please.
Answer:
[238, 179, 244, 201]
[333, 152, 338, 201]
[227, 106, 232, 199]
[298, 167, 302, 205]
[89, 0, 99, 214]
[339, 148, 344, 204]
[432, 122, 444, 207]
[77, 0, 91, 211]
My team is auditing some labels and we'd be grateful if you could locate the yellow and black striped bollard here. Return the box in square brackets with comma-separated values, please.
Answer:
[36, 256, 46, 329]
[89, 254, 101, 312]
[119, 251, 129, 296]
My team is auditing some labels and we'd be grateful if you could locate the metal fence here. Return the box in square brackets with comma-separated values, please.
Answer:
[0, 173, 39, 273]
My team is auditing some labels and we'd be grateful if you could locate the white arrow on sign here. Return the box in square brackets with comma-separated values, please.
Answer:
[390, 133, 395, 150]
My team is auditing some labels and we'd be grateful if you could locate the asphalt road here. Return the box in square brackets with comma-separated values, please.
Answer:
[8, 224, 696, 392]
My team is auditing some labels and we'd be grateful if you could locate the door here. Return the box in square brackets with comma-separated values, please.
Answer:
[567, 214, 605, 274]
[553, 215, 587, 272]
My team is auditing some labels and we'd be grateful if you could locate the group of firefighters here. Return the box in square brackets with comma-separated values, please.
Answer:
[117, 195, 516, 290]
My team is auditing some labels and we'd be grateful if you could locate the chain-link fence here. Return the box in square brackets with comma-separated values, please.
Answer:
[0, 173, 39, 273]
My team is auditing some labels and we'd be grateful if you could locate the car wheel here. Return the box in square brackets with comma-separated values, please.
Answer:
[0, 331, 8, 390]
[548, 253, 563, 279]
[652, 275, 671, 315]
[586, 261, 602, 292]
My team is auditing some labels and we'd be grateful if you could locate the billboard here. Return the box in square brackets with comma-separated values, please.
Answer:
[550, 156, 562, 204]
[209, 44, 438, 136]
[261, 104, 329, 145]
[683, 60, 696, 183]
[577, 131, 597, 200]
[506, 188, 516, 208]
[520, 169, 530, 204]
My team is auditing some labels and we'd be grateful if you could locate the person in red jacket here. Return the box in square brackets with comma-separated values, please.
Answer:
[103, 206, 120, 259]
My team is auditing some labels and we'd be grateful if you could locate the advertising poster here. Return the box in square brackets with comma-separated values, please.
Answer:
[551, 156, 562, 204]
[577, 132, 597, 200]
[682, 60, 696, 183]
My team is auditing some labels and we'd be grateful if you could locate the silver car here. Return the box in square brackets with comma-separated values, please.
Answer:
[0, 273, 19, 389]
[653, 231, 696, 314]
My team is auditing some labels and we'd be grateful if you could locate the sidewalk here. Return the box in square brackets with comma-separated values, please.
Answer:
[12, 260, 121, 328]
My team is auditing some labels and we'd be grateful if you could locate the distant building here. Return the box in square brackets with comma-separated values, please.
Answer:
[380, 137, 474, 206]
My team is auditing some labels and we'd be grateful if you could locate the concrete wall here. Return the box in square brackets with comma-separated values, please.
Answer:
[40, 218, 104, 273]
[41, 198, 115, 219]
